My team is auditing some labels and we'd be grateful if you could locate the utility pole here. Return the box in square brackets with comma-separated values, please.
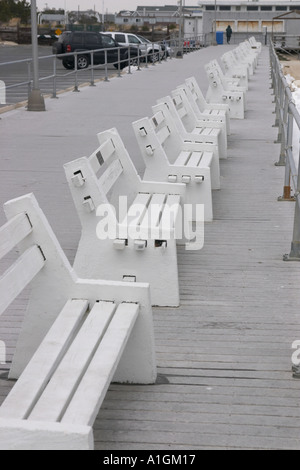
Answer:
[28, 0, 45, 111]
[213, 0, 217, 45]
[176, 0, 184, 58]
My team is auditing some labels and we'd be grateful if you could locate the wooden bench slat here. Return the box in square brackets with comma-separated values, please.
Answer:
[124, 193, 152, 228]
[174, 151, 191, 167]
[140, 194, 166, 229]
[199, 151, 214, 168]
[0, 299, 89, 420]
[152, 111, 165, 127]
[29, 301, 116, 423]
[0, 213, 32, 261]
[187, 152, 202, 167]
[98, 159, 123, 195]
[177, 107, 188, 119]
[61, 303, 139, 426]
[0, 246, 45, 318]
[89, 139, 116, 173]
[160, 195, 181, 233]
[156, 126, 170, 145]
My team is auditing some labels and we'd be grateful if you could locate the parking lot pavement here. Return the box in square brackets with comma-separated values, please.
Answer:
[0, 45, 121, 105]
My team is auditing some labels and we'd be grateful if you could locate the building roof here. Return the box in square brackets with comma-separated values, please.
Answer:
[136, 5, 179, 12]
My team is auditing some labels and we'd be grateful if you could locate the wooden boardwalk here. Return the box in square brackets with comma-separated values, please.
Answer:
[1, 46, 300, 450]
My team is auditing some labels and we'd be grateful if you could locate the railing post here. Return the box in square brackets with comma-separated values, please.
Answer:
[73, 52, 80, 92]
[27, 60, 32, 99]
[137, 45, 141, 71]
[51, 55, 58, 99]
[90, 52, 95, 87]
[284, 199, 300, 261]
[117, 48, 122, 78]
[127, 47, 132, 75]
[104, 50, 109, 82]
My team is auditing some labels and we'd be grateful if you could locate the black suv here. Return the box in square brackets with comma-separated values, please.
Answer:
[52, 31, 138, 70]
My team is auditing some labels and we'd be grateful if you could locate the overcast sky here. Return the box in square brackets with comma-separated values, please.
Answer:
[36, 0, 300, 14]
[37, 1, 203, 14]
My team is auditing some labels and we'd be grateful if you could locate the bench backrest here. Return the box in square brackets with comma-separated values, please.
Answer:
[0, 193, 79, 376]
[185, 77, 208, 113]
[0, 81, 6, 105]
[205, 61, 230, 91]
[177, 82, 205, 121]
[132, 114, 171, 172]
[204, 65, 225, 92]
[64, 129, 142, 225]
[171, 87, 199, 133]
[0, 193, 156, 386]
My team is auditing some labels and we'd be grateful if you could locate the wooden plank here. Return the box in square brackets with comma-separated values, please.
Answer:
[98, 159, 123, 195]
[0, 213, 32, 261]
[89, 139, 115, 173]
[29, 301, 117, 422]
[152, 111, 165, 128]
[123, 193, 152, 230]
[140, 194, 166, 230]
[62, 303, 139, 426]
[177, 106, 188, 119]
[156, 126, 170, 145]
[174, 151, 191, 167]
[0, 246, 45, 318]
[0, 300, 89, 420]
[186, 152, 202, 167]
[160, 195, 181, 234]
[199, 151, 213, 168]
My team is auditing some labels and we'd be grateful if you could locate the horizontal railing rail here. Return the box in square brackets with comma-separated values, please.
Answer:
[269, 39, 300, 260]
[0, 35, 207, 106]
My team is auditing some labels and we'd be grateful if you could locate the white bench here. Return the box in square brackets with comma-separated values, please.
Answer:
[176, 82, 230, 138]
[170, 87, 228, 159]
[207, 59, 248, 92]
[0, 80, 6, 105]
[64, 128, 186, 307]
[185, 76, 231, 135]
[221, 52, 249, 88]
[205, 67, 245, 120]
[249, 36, 262, 53]
[132, 105, 218, 222]
[233, 44, 256, 75]
[0, 193, 156, 450]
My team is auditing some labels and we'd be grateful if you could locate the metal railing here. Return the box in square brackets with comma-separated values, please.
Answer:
[0, 35, 207, 107]
[269, 40, 300, 260]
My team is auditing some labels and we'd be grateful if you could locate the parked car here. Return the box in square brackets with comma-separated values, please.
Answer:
[52, 31, 139, 70]
[102, 31, 164, 62]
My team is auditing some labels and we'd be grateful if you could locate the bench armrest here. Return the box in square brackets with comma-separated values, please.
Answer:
[138, 180, 186, 197]
[205, 103, 230, 112]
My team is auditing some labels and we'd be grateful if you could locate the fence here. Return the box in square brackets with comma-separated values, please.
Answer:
[269, 39, 300, 260]
[0, 35, 206, 106]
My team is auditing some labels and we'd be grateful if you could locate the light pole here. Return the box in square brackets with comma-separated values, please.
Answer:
[213, 0, 217, 45]
[176, 0, 183, 58]
[28, 0, 46, 111]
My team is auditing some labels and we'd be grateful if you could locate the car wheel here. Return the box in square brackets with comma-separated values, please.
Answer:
[77, 55, 89, 69]
[62, 59, 74, 70]
[130, 56, 139, 66]
[148, 50, 159, 63]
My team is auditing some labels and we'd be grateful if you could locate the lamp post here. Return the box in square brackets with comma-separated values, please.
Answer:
[176, 0, 184, 58]
[28, 0, 46, 111]
[213, 0, 217, 45]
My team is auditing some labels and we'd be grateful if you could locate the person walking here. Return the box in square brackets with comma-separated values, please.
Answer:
[226, 25, 233, 44]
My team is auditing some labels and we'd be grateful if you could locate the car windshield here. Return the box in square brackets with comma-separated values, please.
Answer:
[136, 35, 151, 44]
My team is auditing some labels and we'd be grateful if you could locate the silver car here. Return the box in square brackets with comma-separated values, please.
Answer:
[102, 32, 164, 62]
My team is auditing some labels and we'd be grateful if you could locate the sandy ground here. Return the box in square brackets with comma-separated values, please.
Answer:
[282, 59, 300, 86]
[0, 41, 18, 46]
